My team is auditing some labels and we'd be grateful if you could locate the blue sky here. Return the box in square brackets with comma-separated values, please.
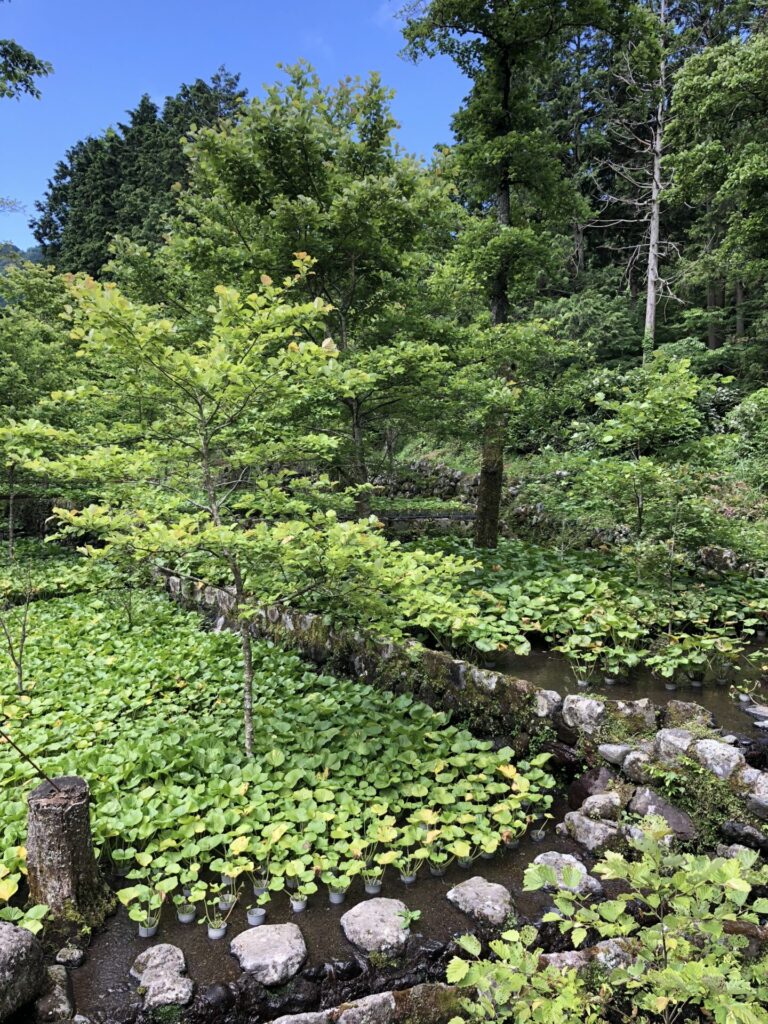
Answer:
[1, 0, 468, 248]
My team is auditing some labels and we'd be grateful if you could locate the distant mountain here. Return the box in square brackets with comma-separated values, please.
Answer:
[0, 242, 44, 268]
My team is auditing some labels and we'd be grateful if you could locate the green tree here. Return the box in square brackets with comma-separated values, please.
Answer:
[122, 63, 457, 513]
[402, 0, 617, 548]
[30, 69, 245, 274]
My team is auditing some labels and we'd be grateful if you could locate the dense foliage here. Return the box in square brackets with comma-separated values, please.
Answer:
[448, 820, 768, 1023]
[0, 587, 553, 930]
[2, 3, 768, 1014]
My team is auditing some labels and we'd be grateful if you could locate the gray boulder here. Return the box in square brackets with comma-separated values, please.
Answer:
[747, 770, 768, 820]
[628, 787, 696, 840]
[34, 965, 73, 1022]
[231, 924, 307, 985]
[692, 739, 744, 780]
[744, 704, 768, 720]
[581, 791, 622, 821]
[614, 698, 657, 730]
[558, 812, 619, 852]
[130, 944, 193, 1010]
[654, 728, 694, 763]
[622, 750, 651, 783]
[663, 701, 713, 729]
[597, 743, 633, 766]
[55, 945, 84, 969]
[534, 689, 562, 718]
[337, 992, 397, 1024]
[568, 766, 617, 808]
[531, 851, 603, 896]
[446, 877, 513, 928]
[0, 922, 45, 1023]
[561, 695, 605, 736]
[340, 898, 410, 955]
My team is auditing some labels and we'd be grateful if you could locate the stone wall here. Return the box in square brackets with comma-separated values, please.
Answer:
[162, 573, 539, 744]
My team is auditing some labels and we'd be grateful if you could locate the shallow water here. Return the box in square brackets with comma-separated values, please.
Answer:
[72, 800, 581, 1022]
[491, 649, 768, 738]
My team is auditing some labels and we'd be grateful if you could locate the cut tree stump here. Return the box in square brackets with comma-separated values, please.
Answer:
[27, 776, 114, 930]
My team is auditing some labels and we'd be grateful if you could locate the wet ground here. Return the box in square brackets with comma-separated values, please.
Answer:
[72, 800, 582, 1022]
[491, 648, 768, 737]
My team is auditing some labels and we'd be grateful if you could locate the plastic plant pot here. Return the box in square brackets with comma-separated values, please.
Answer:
[576, 679, 589, 688]
[247, 906, 267, 927]
[218, 896, 236, 913]
[290, 897, 308, 913]
[364, 881, 382, 895]
[428, 864, 446, 877]
[138, 923, 159, 939]
[480, 851, 495, 860]
[457, 857, 473, 869]
[399, 873, 417, 886]
[531, 829, 547, 843]
[176, 905, 196, 924]
[664, 682, 677, 691]
[329, 891, 346, 905]
[208, 923, 227, 940]
[504, 838, 520, 850]
[252, 883, 268, 898]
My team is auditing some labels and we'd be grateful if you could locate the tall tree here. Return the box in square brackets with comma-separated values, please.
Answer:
[30, 69, 245, 274]
[122, 64, 457, 513]
[403, 0, 616, 548]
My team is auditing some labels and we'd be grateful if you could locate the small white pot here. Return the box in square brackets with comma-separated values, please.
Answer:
[329, 891, 346, 905]
[176, 907, 196, 924]
[290, 898, 307, 913]
[218, 897, 236, 913]
[364, 881, 382, 895]
[400, 873, 417, 886]
[247, 906, 267, 926]
[208, 923, 227, 940]
[428, 865, 446, 877]
[138, 923, 158, 939]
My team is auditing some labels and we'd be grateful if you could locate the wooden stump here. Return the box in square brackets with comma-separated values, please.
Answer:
[26, 776, 113, 929]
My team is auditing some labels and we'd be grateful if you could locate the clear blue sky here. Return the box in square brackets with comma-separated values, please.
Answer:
[1, 0, 468, 248]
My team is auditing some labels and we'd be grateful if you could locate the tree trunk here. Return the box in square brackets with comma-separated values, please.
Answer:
[26, 776, 114, 929]
[735, 280, 746, 339]
[7, 464, 15, 563]
[474, 417, 506, 549]
[474, 142, 511, 550]
[240, 624, 254, 758]
[707, 280, 724, 349]
[643, 0, 667, 360]
[350, 401, 370, 518]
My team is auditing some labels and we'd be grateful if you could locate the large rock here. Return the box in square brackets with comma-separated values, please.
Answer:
[531, 852, 603, 897]
[746, 771, 768, 820]
[597, 743, 633, 766]
[692, 739, 745, 780]
[337, 992, 397, 1024]
[581, 791, 622, 821]
[663, 701, 713, 729]
[623, 750, 651, 783]
[446, 877, 513, 928]
[561, 695, 605, 736]
[628, 787, 696, 840]
[34, 965, 73, 1022]
[130, 944, 194, 1010]
[613, 698, 657, 730]
[654, 728, 694, 763]
[340, 898, 410, 955]
[231, 924, 307, 985]
[568, 766, 617, 809]
[721, 820, 768, 854]
[534, 689, 562, 718]
[0, 922, 45, 1022]
[558, 812, 619, 852]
